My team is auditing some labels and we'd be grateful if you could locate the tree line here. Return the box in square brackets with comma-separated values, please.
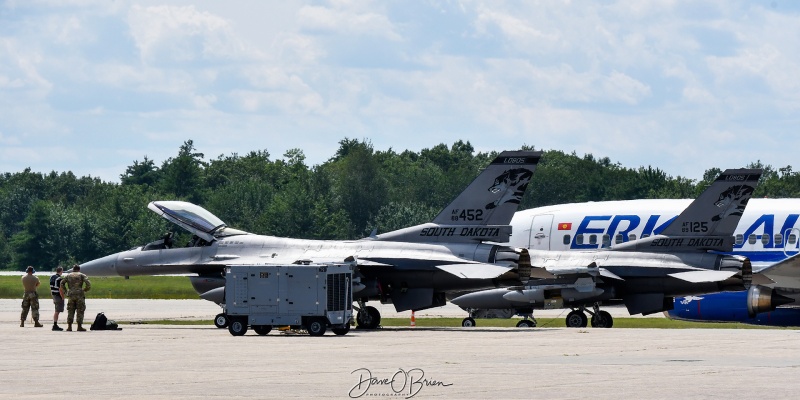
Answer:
[1, 139, 797, 271]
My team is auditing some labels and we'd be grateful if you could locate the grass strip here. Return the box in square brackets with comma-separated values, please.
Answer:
[0, 275, 197, 299]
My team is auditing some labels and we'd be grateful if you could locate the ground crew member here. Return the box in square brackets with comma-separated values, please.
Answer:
[50, 266, 65, 331]
[60, 264, 91, 332]
[21, 266, 43, 328]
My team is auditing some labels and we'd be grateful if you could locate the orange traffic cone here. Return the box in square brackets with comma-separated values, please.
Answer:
[411, 311, 416, 328]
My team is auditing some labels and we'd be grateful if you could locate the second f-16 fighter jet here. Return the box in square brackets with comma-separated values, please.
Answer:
[451, 168, 771, 328]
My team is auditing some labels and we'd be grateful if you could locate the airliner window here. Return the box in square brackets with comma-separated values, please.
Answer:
[775, 234, 783, 246]
[748, 234, 757, 245]
[761, 235, 770, 245]
[563, 235, 570, 245]
[735, 234, 743, 245]
[589, 235, 597, 245]
[576, 235, 584, 245]
[602, 234, 610, 246]
[641, 234, 650, 238]
[615, 234, 623, 244]
[628, 234, 637, 241]
[790, 234, 797, 245]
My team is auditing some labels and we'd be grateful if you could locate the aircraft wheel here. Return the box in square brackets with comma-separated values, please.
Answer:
[214, 313, 229, 329]
[516, 320, 536, 328]
[462, 317, 476, 327]
[590, 311, 614, 328]
[332, 324, 351, 336]
[565, 310, 588, 328]
[253, 325, 272, 335]
[228, 317, 248, 336]
[307, 318, 327, 336]
[357, 306, 381, 329]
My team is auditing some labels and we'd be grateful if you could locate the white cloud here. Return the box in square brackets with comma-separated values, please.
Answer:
[297, 3, 401, 40]
[127, 4, 254, 64]
[602, 71, 651, 105]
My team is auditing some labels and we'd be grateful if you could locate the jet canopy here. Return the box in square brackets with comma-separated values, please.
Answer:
[148, 200, 243, 242]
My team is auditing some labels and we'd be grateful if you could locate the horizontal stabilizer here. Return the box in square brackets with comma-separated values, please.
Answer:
[751, 252, 800, 289]
[755, 252, 800, 277]
[752, 273, 775, 286]
[435, 263, 513, 279]
[669, 270, 737, 283]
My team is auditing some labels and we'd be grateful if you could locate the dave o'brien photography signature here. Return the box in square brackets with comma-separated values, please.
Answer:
[349, 367, 453, 398]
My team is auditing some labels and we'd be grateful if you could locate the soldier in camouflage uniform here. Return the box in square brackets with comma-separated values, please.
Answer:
[21, 266, 44, 327]
[59, 264, 91, 332]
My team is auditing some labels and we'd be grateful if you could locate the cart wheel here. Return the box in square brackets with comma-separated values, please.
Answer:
[307, 318, 327, 336]
[253, 325, 272, 335]
[228, 317, 248, 336]
[331, 324, 351, 336]
[214, 313, 229, 329]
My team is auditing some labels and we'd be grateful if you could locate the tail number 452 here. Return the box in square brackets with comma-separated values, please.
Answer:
[452, 209, 484, 222]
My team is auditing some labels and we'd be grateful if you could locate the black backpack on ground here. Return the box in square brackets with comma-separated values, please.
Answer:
[90, 312, 121, 331]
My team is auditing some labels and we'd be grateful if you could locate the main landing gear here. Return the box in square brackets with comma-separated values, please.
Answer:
[354, 300, 381, 329]
[565, 304, 613, 328]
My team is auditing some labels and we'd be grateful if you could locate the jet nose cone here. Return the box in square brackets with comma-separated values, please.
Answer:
[80, 253, 119, 276]
[450, 292, 482, 308]
[199, 287, 225, 304]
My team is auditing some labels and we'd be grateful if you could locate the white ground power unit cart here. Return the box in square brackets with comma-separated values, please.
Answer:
[224, 263, 353, 336]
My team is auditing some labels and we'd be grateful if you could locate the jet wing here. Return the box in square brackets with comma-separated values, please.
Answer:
[435, 263, 514, 279]
[752, 252, 800, 289]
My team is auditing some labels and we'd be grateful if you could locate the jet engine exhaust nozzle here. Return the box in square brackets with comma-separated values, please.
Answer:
[747, 285, 794, 318]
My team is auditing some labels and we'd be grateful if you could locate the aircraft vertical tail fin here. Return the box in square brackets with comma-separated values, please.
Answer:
[613, 168, 762, 252]
[376, 150, 541, 243]
[659, 168, 762, 238]
[432, 151, 542, 226]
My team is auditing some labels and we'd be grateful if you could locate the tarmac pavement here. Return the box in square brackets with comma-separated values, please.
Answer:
[1, 300, 799, 399]
[0, 298, 660, 325]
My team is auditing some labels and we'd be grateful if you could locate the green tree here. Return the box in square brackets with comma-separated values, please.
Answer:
[121, 156, 161, 187]
[10, 201, 53, 269]
[329, 139, 387, 237]
[368, 201, 438, 234]
[159, 140, 206, 203]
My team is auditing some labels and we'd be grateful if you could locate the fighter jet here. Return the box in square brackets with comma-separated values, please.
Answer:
[80, 151, 541, 329]
[450, 168, 774, 328]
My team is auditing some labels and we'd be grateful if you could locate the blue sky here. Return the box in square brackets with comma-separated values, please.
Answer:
[1, 0, 799, 182]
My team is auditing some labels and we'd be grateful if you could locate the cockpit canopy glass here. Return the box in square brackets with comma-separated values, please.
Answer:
[148, 201, 227, 241]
